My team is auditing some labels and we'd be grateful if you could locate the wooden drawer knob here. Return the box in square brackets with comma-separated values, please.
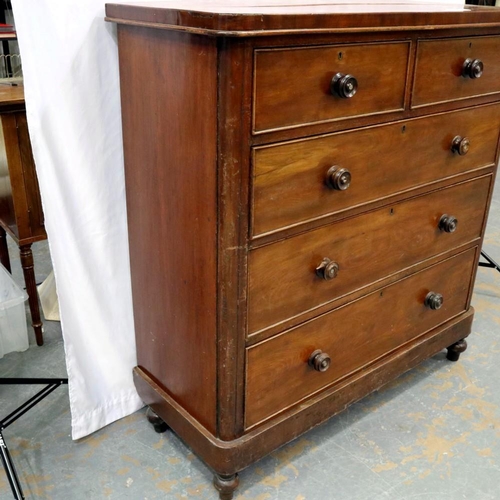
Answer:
[309, 349, 331, 372]
[425, 292, 444, 310]
[438, 214, 458, 233]
[331, 73, 358, 98]
[451, 136, 470, 156]
[326, 166, 351, 191]
[462, 58, 483, 79]
[316, 258, 339, 280]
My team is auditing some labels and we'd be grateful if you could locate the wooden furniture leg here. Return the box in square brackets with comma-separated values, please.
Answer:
[146, 407, 169, 433]
[446, 339, 468, 362]
[20, 244, 43, 346]
[0, 227, 10, 273]
[213, 474, 239, 500]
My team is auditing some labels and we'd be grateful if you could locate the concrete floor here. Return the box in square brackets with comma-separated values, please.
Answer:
[1, 181, 500, 499]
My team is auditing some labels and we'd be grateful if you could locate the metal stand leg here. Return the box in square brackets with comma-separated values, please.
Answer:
[0, 378, 68, 499]
[0, 430, 23, 500]
[478, 250, 500, 273]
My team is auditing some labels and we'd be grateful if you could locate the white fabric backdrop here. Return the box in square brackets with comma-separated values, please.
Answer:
[12, 0, 143, 440]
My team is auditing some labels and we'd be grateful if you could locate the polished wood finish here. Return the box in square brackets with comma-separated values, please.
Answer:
[248, 176, 490, 335]
[109, 3, 500, 498]
[19, 244, 43, 345]
[16, 115, 45, 240]
[216, 39, 253, 441]
[308, 349, 332, 372]
[133, 307, 474, 475]
[413, 35, 500, 108]
[0, 86, 24, 113]
[0, 87, 46, 345]
[117, 26, 218, 434]
[213, 474, 239, 500]
[446, 338, 468, 361]
[106, 2, 500, 36]
[252, 103, 500, 236]
[246, 248, 475, 427]
[253, 42, 409, 133]
[0, 112, 45, 245]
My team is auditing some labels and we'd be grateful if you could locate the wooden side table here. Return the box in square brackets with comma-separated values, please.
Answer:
[0, 85, 46, 346]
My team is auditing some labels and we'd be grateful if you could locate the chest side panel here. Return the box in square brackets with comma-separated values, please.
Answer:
[118, 25, 218, 434]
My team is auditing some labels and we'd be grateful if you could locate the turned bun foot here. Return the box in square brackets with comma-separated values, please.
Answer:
[146, 407, 169, 433]
[213, 473, 239, 500]
[446, 339, 468, 362]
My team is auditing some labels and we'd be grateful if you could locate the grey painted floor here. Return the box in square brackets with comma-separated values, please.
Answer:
[1, 180, 500, 499]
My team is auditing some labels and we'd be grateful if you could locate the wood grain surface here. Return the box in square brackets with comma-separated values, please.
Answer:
[105, 2, 500, 36]
[253, 102, 500, 236]
[216, 39, 253, 440]
[118, 25, 218, 433]
[248, 175, 491, 335]
[0, 85, 24, 113]
[134, 306, 474, 474]
[413, 35, 500, 108]
[110, 4, 500, 490]
[16, 114, 45, 240]
[253, 42, 409, 133]
[246, 247, 476, 428]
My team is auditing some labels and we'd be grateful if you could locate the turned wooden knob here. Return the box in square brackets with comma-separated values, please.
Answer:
[331, 73, 358, 98]
[425, 292, 443, 310]
[451, 136, 470, 156]
[326, 166, 351, 191]
[438, 214, 458, 233]
[462, 58, 483, 79]
[309, 349, 331, 372]
[316, 258, 339, 280]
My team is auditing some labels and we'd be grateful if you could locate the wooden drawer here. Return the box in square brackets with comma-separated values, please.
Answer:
[413, 36, 500, 108]
[253, 103, 500, 237]
[253, 42, 410, 133]
[248, 175, 490, 335]
[246, 247, 476, 428]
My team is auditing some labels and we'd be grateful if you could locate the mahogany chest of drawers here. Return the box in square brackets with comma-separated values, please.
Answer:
[106, 2, 500, 498]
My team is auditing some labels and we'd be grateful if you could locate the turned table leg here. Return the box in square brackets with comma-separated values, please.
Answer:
[0, 227, 10, 273]
[20, 244, 43, 346]
[213, 473, 239, 500]
[146, 407, 169, 433]
[446, 339, 468, 362]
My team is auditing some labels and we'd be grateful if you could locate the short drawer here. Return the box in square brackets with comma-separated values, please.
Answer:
[252, 103, 500, 237]
[246, 247, 476, 428]
[412, 36, 500, 108]
[253, 42, 410, 133]
[248, 175, 490, 335]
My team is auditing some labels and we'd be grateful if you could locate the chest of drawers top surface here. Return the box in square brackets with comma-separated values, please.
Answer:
[108, 3, 500, 498]
[106, 0, 500, 34]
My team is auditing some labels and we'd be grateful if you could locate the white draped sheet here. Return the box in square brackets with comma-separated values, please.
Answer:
[12, 0, 143, 439]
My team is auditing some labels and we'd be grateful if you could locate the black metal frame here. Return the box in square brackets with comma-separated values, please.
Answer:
[0, 378, 68, 499]
[479, 250, 500, 273]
